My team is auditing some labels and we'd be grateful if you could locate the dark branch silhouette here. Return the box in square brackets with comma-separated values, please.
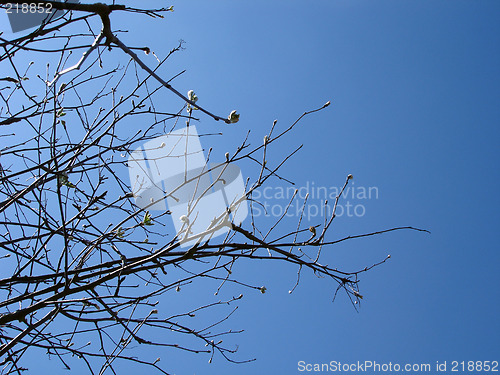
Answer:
[0, 3, 427, 374]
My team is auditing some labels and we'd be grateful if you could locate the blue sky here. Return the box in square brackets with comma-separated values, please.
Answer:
[2, 0, 500, 374]
[150, 1, 500, 374]
[135, 2, 500, 373]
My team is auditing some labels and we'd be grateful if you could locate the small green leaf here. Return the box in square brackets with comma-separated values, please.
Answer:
[115, 227, 125, 238]
[58, 173, 75, 188]
[228, 110, 240, 124]
[187, 90, 199, 111]
[143, 211, 154, 226]
[58, 83, 67, 95]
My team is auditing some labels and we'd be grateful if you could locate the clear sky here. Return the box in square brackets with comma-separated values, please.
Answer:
[2, 0, 500, 374]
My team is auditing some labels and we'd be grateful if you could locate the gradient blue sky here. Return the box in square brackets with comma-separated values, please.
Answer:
[3, 1, 500, 374]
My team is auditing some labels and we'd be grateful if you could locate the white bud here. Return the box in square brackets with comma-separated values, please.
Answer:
[187, 90, 198, 103]
[228, 110, 240, 124]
